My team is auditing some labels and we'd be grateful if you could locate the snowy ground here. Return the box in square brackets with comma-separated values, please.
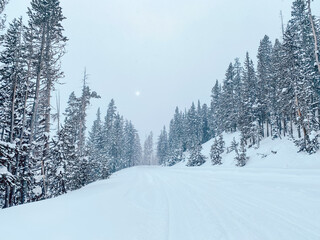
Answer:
[176, 132, 320, 169]
[1, 134, 320, 240]
[0, 168, 319, 239]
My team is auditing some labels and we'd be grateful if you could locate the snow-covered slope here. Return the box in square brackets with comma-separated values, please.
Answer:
[1, 136, 320, 240]
[175, 132, 320, 169]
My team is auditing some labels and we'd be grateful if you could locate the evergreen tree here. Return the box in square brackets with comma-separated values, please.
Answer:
[256, 35, 273, 137]
[187, 143, 206, 167]
[239, 52, 259, 146]
[270, 39, 283, 139]
[157, 126, 168, 166]
[230, 138, 239, 155]
[235, 140, 248, 167]
[87, 108, 106, 182]
[210, 138, 222, 165]
[123, 120, 139, 168]
[143, 132, 154, 165]
[201, 103, 211, 142]
[186, 102, 199, 149]
[167, 107, 184, 165]
[210, 80, 222, 136]
[102, 99, 117, 165]
[0, 17, 28, 207]
[221, 63, 237, 132]
[26, 0, 68, 199]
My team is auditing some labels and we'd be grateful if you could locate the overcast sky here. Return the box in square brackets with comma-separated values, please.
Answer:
[4, 0, 320, 140]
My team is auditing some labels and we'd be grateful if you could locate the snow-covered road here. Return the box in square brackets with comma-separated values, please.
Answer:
[1, 166, 320, 240]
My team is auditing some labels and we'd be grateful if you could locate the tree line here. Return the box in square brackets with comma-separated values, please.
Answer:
[157, 0, 320, 167]
[0, 0, 142, 209]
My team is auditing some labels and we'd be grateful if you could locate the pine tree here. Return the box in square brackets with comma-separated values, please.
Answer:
[87, 108, 106, 182]
[157, 126, 168, 166]
[167, 107, 185, 165]
[0, 0, 8, 41]
[221, 63, 237, 132]
[230, 138, 239, 155]
[239, 52, 258, 145]
[257, 35, 273, 137]
[187, 143, 206, 167]
[102, 99, 117, 167]
[270, 39, 283, 139]
[123, 120, 138, 168]
[210, 80, 222, 136]
[60, 92, 81, 191]
[186, 102, 199, 149]
[132, 132, 142, 166]
[143, 132, 154, 165]
[110, 114, 125, 171]
[47, 130, 67, 197]
[233, 58, 242, 130]
[201, 103, 211, 142]
[283, 0, 320, 152]
[210, 138, 222, 165]
[26, 0, 68, 199]
[235, 140, 248, 167]
[0, 17, 28, 207]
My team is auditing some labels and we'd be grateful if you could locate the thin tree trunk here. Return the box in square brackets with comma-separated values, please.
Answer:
[29, 25, 46, 145]
[307, 0, 320, 73]
[20, 43, 33, 204]
[290, 115, 293, 136]
[295, 95, 308, 143]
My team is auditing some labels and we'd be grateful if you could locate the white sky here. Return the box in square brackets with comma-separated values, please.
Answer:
[4, 0, 320, 140]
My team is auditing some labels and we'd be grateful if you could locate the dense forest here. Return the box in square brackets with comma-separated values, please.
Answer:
[157, 0, 320, 166]
[0, 0, 142, 208]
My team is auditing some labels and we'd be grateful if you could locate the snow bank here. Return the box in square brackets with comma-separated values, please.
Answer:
[174, 132, 320, 169]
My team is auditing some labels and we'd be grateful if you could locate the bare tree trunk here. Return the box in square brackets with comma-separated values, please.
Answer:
[29, 25, 46, 145]
[5, 53, 20, 207]
[307, 0, 320, 73]
[20, 39, 33, 204]
[295, 95, 308, 143]
[27, 25, 46, 201]
[78, 69, 88, 157]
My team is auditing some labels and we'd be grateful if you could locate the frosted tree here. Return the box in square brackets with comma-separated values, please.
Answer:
[102, 99, 117, 165]
[201, 103, 211, 142]
[133, 132, 142, 166]
[0, 18, 27, 207]
[143, 132, 154, 165]
[167, 107, 185, 165]
[157, 126, 169, 166]
[230, 138, 239, 155]
[235, 140, 248, 167]
[187, 143, 206, 167]
[270, 39, 284, 139]
[221, 63, 237, 132]
[186, 102, 199, 149]
[210, 138, 222, 165]
[239, 52, 258, 145]
[26, 0, 68, 198]
[87, 108, 106, 182]
[60, 92, 81, 191]
[209, 80, 222, 136]
[256, 35, 273, 137]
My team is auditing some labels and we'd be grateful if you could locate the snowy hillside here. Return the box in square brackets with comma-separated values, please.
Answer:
[1, 135, 320, 240]
[175, 132, 320, 169]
